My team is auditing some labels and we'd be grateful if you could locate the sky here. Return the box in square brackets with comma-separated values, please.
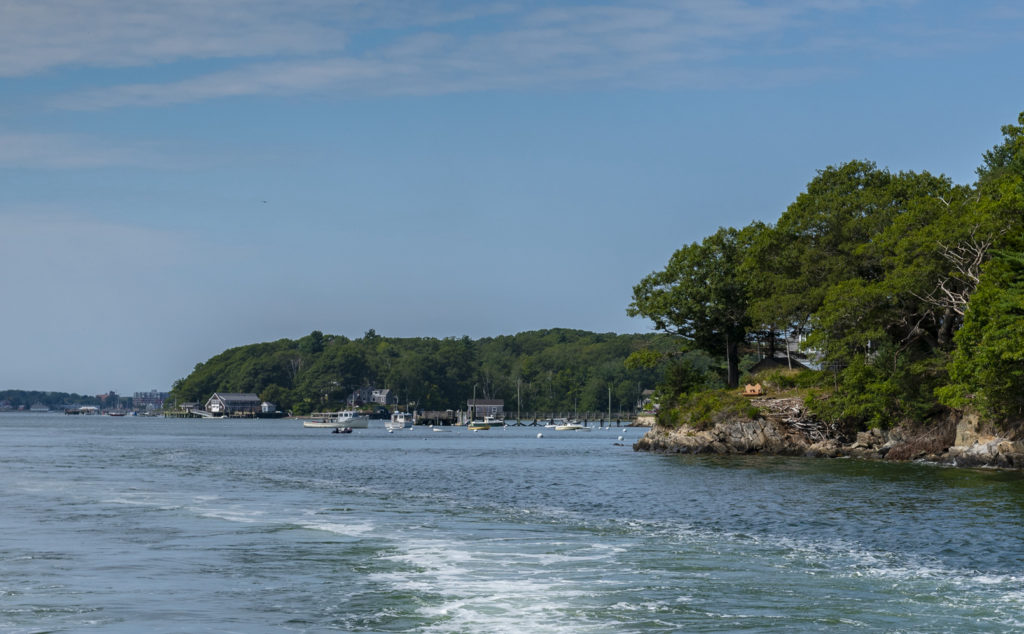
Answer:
[1, 0, 1023, 395]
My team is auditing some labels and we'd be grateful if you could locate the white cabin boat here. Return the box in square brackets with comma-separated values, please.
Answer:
[303, 410, 370, 429]
[386, 410, 415, 431]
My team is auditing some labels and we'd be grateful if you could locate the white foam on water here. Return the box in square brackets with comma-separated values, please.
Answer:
[609, 514, 1024, 627]
[371, 537, 627, 632]
[299, 520, 374, 537]
[189, 506, 265, 524]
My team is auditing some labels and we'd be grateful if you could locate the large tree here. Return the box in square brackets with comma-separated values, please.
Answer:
[628, 226, 750, 388]
[939, 248, 1024, 421]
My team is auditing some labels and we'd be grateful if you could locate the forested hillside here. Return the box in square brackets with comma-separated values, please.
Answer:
[170, 329, 676, 416]
[630, 112, 1024, 429]
[0, 390, 102, 410]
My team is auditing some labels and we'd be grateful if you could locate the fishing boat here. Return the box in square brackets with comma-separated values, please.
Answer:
[303, 410, 370, 429]
[467, 420, 491, 431]
[385, 410, 415, 431]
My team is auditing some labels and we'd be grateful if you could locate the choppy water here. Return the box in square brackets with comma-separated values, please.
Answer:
[2, 413, 1023, 632]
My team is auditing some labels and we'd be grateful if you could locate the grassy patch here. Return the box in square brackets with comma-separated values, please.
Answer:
[658, 390, 759, 431]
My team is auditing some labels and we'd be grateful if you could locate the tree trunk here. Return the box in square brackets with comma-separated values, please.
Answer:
[937, 307, 957, 347]
[725, 337, 740, 388]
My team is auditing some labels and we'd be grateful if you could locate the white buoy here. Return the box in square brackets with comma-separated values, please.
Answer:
[388, 429, 394, 434]
[618, 436, 624, 441]
[537, 432, 543, 438]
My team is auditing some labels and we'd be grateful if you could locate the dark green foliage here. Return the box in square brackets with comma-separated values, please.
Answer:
[657, 390, 757, 430]
[170, 329, 672, 416]
[0, 390, 103, 410]
[632, 111, 1024, 432]
[938, 248, 1024, 422]
[629, 227, 751, 387]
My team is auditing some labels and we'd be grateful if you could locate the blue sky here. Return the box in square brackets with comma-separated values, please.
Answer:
[2, 0, 1023, 395]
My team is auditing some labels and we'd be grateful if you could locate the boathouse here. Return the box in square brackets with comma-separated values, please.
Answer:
[467, 399, 504, 418]
[205, 392, 261, 415]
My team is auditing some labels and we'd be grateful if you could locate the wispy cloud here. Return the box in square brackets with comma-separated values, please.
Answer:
[0, 0, 351, 77]
[0, 0, 996, 110]
[0, 132, 156, 168]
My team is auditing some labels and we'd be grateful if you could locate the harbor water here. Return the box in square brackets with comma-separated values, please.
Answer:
[2, 413, 1023, 632]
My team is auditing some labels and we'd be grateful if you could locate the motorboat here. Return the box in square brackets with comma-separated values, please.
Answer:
[386, 410, 415, 431]
[555, 421, 587, 431]
[467, 420, 491, 431]
[331, 427, 353, 434]
[304, 410, 370, 429]
[334, 410, 370, 428]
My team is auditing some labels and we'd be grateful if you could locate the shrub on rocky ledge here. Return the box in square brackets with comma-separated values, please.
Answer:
[657, 390, 759, 431]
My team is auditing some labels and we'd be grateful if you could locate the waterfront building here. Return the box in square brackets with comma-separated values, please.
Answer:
[466, 399, 504, 419]
[205, 393, 261, 415]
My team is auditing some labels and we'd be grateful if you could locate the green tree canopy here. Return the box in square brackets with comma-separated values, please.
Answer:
[628, 226, 750, 387]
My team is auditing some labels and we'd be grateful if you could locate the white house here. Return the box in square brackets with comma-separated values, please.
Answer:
[206, 392, 261, 415]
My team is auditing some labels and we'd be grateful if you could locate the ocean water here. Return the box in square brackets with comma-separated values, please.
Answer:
[2, 413, 1023, 633]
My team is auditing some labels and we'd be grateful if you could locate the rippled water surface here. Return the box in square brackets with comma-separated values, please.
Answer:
[2, 413, 1023, 632]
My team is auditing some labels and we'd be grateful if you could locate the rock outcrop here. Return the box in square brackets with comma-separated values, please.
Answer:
[634, 397, 1024, 469]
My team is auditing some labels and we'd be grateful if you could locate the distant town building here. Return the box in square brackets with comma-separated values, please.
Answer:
[133, 390, 169, 411]
[97, 391, 122, 409]
[0, 400, 11, 411]
[205, 392, 261, 415]
[261, 401, 277, 414]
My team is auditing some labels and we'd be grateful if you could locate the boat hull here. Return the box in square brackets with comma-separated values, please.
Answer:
[303, 416, 369, 429]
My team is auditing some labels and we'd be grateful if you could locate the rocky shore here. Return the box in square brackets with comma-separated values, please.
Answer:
[633, 396, 1024, 469]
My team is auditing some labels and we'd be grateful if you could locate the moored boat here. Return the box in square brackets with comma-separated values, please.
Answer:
[554, 421, 587, 431]
[303, 410, 370, 429]
[385, 410, 415, 431]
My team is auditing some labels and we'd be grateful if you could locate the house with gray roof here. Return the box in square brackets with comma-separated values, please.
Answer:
[205, 392, 261, 415]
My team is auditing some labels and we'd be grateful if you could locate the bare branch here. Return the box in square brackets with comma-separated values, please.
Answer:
[914, 225, 1004, 316]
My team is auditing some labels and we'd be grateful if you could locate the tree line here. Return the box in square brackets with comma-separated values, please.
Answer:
[629, 112, 1024, 428]
[170, 328, 677, 416]
[0, 390, 104, 410]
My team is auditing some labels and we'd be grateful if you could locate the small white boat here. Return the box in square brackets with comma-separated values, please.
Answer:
[303, 410, 370, 429]
[386, 410, 415, 431]
[555, 421, 587, 431]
